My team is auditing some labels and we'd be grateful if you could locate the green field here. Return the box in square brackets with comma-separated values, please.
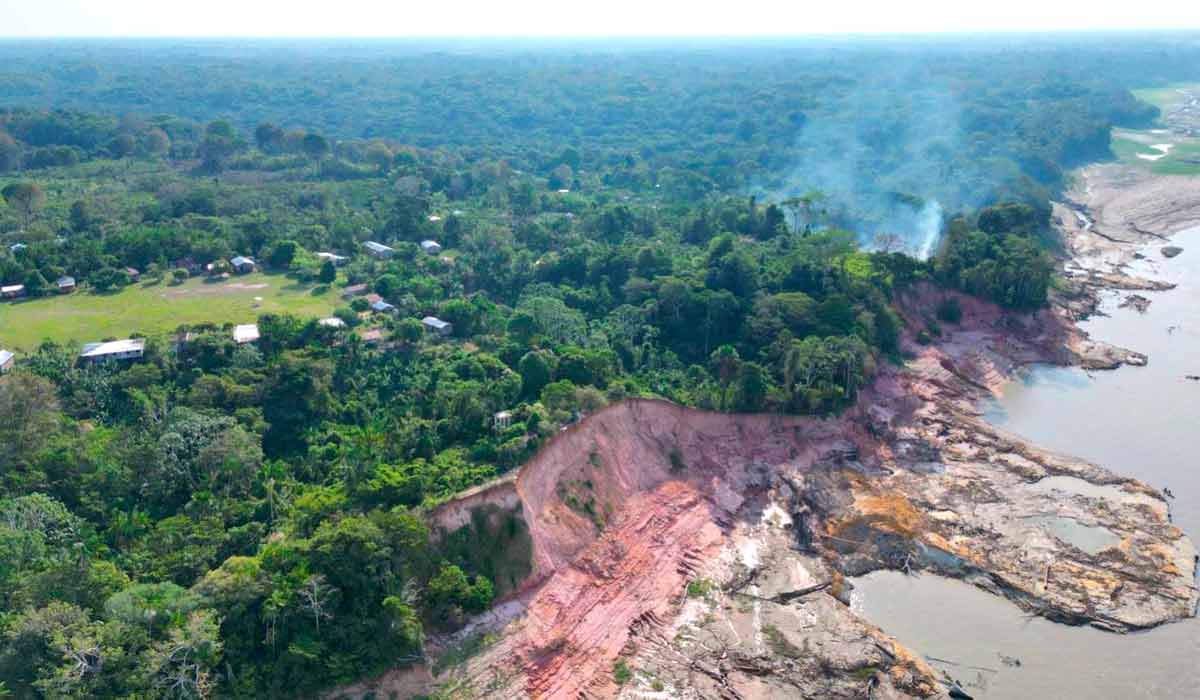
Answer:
[1132, 83, 1200, 112]
[1109, 83, 1200, 177]
[0, 272, 340, 351]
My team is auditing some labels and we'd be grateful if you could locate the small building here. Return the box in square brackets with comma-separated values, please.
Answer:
[317, 252, 350, 266]
[421, 316, 453, 336]
[493, 410, 513, 431]
[341, 283, 369, 299]
[371, 300, 397, 314]
[9, 243, 27, 254]
[233, 324, 260, 344]
[420, 240, 442, 255]
[56, 276, 76, 293]
[0, 349, 14, 373]
[230, 256, 256, 274]
[124, 267, 141, 282]
[359, 328, 384, 345]
[80, 338, 145, 363]
[428, 215, 442, 223]
[1, 284, 26, 299]
[318, 317, 346, 328]
[363, 241, 394, 260]
[364, 293, 383, 305]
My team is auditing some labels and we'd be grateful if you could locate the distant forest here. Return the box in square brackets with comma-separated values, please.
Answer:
[3, 36, 1198, 223]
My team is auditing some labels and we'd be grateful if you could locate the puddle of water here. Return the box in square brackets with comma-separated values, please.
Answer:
[858, 226, 1200, 699]
[1023, 515, 1121, 555]
[1028, 475, 1156, 506]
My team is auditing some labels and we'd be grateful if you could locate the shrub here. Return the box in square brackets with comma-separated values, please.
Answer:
[613, 659, 633, 686]
[936, 296, 962, 324]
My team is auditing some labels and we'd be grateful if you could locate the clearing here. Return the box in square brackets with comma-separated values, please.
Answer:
[0, 272, 340, 351]
[1110, 83, 1200, 176]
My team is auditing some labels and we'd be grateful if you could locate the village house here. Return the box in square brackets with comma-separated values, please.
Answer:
[124, 267, 141, 282]
[317, 252, 350, 266]
[370, 299, 397, 314]
[0, 349, 14, 373]
[493, 410, 513, 431]
[230, 256, 256, 274]
[56, 276, 76, 293]
[363, 241, 394, 259]
[233, 324, 260, 344]
[421, 316, 453, 336]
[1, 284, 26, 299]
[318, 317, 346, 328]
[420, 239, 442, 255]
[80, 338, 145, 364]
[359, 328, 384, 345]
[341, 283, 368, 299]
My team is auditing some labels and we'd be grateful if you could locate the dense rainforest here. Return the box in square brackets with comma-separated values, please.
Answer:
[0, 36, 1187, 699]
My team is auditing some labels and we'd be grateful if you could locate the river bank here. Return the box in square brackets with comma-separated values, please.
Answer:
[331, 232, 1196, 700]
[329, 120, 1200, 700]
[855, 218, 1200, 699]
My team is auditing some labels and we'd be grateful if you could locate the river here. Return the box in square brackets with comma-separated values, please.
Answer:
[853, 226, 1200, 699]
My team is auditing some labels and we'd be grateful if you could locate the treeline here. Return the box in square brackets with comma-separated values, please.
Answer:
[0, 37, 1187, 207]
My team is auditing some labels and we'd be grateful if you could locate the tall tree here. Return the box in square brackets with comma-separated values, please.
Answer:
[1, 182, 46, 227]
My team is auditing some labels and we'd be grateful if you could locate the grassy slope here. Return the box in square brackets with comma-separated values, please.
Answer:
[0, 272, 339, 351]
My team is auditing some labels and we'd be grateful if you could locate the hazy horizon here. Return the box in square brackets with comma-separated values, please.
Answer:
[3, 0, 1200, 38]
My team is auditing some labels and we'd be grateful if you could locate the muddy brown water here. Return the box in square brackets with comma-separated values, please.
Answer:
[854, 226, 1200, 699]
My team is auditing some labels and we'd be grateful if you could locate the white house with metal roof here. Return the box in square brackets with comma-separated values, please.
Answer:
[317, 252, 350, 266]
[230, 256, 256, 274]
[80, 339, 145, 363]
[421, 316, 453, 336]
[363, 241, 394, 259]
[0, 349, 14, 373]
[233, 324, 260, 344]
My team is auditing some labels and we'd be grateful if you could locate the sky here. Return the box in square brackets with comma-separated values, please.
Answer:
[2, 0, 1200, 37]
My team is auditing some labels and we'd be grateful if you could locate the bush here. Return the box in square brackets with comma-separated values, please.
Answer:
[935, 296, 962, 324]
[613, 659, 633, 686]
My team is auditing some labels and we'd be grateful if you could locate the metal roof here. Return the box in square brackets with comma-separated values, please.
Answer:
[233, 324, 260, 344]
[80, 338, 145, 358]
[421, 316, 451, 330]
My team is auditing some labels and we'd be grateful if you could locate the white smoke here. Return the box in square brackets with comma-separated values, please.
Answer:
[914, 200, 944, 260]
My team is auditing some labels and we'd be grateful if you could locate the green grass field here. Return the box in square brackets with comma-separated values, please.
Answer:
[1132, 83, 1200, 112]
[0, 272, 341, 352]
